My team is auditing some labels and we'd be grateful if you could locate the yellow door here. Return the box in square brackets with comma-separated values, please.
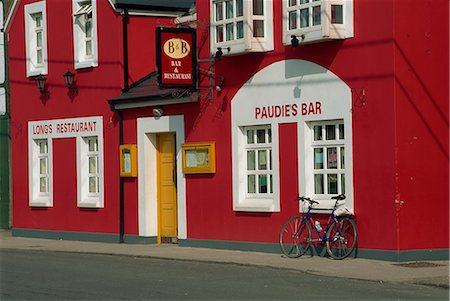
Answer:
[157, 133, 177, 242]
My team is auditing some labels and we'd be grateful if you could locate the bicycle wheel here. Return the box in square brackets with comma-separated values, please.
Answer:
[325, 217, 358, 260]
[279, 216, 312, 258]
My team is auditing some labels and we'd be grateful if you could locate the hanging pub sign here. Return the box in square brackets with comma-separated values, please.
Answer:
[156, 27, 197, 89]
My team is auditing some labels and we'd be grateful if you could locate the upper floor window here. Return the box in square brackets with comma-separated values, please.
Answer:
[24, 1, 48, 77]
[283, 0, 353, 45]
[72, 0, 98, 69]
[210, 0, 273, 56]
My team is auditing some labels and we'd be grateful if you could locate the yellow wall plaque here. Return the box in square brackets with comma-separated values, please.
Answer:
[120, 144, 137, 177]
[182, 142, 216, 174]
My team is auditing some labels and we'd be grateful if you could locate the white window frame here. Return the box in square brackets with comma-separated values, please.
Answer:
[233, 123, 280, 212]
[244, 125, 274, 198]
[72, 0, 98, 69]
[282, 0, 353, 45]
[301, 119, 352, 210]
[24, 1, 48, 77]
[29, 138, 53, 207]
[210, 0, 274, 56]
[77, 134, 104, 208]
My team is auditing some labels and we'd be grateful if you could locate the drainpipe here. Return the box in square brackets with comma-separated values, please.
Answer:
[119, 8, 129, 243]
[122, 8, 129, 93]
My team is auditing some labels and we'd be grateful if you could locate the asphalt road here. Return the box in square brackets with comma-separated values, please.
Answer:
[0, 249, 448, 300]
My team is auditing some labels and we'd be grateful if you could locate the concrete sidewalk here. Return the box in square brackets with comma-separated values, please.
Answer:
[0, 230, 448, 289]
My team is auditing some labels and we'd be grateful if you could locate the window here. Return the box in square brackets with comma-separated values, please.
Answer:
[233, 124, 280, 212]
[310, 120, 345, 196]
[283, 0, 353, 45]
[29, 139, 53, 207]
[72, 0, 98, 69]
[211, 0, 273, 55]
[86, 137, 99, 195]
[77, 135, 103, 208]
[24, 1, 48, 77]
[245, 126, 273, 196]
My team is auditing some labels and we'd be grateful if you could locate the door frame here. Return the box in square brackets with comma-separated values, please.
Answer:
[137, 115, 186, 239]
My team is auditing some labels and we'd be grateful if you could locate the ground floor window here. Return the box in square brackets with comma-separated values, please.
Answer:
[232, 123, 280, 212]
[29, 138, 53, 207]
[77, 135, 103, 208]
[310, 120, 345, 196]
[244, 125, 273, 196]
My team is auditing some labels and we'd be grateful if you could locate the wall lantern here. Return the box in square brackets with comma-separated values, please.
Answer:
[63, 70, 78, 93]
[291, 34, 305, 48]
[215, 46, 230, 62]
[34, 74, 48, 95]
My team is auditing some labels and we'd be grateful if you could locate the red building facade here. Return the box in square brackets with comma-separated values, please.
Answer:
[6, 0, 449, 261]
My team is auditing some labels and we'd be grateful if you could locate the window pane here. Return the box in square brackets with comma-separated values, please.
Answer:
[39, 141, 47, 154]
[268, 128, 272, 143]
[314, 125, 322, 141]
[331, 4, 343, 24]
[326, 125, 335, 140]
[248, 175, 256, 193]
[340, 146, 345, 169]
[256, 129, 265, 143]
[300, 8, 309, 28]
[237, 21, 244, 39]
[216, 25, 224, 42]
[236, 0, 243, 17]
[216, 2, 223, 21]
[253, 20, 264, 37]
[40, 177, 47, 193]
[86, 19, 92, 38]
[86, 40, 92, 56]
[269, 149, 272, 170]
[88, 138, 97, 152]
[34, 13, 42, 27]
[313, 5, 321, 26]
[314, 148, 323, 169]
[226, 23, 234, 41]
[314, 174, 323, 194]
[289, 11, 297, 30]
[259, 174, 267, 193]
[289, 0, 297, 6]
[258, 150, 267, 170]
[247, 129, 254, 144]
[37, 49, 43, 64]
[253, 0, 264, 15]
[89, 156, 97, 173]
[328, 174, 338, 194]
[247, 150, 255, 170]
[339, 124, 344, 139]
[226, 0, 233, 19]
[300, 0, 309, 4]
[40, 158, 47, 174]
[89, 177, 97, 193]
[36, 32, 42, 47]
[327, 147, 337, 169]
[341, 174, 345, 194]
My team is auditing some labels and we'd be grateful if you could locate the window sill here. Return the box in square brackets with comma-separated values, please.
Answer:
[75, 59, 98, 70]
[78, 197, 103, 208]
[234, 197, 279, 212]
[29, 198, 52, 207]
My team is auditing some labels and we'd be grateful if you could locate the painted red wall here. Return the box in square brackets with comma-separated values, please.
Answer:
[185, 0, 401, 250]
[394, 0, 449, 250]
[9, 0, 124, 233]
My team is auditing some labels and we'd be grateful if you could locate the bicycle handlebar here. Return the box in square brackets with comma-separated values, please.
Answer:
[298, 194, 346, 206]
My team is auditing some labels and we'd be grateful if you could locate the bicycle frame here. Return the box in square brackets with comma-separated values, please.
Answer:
[298, 202, 339, 243]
